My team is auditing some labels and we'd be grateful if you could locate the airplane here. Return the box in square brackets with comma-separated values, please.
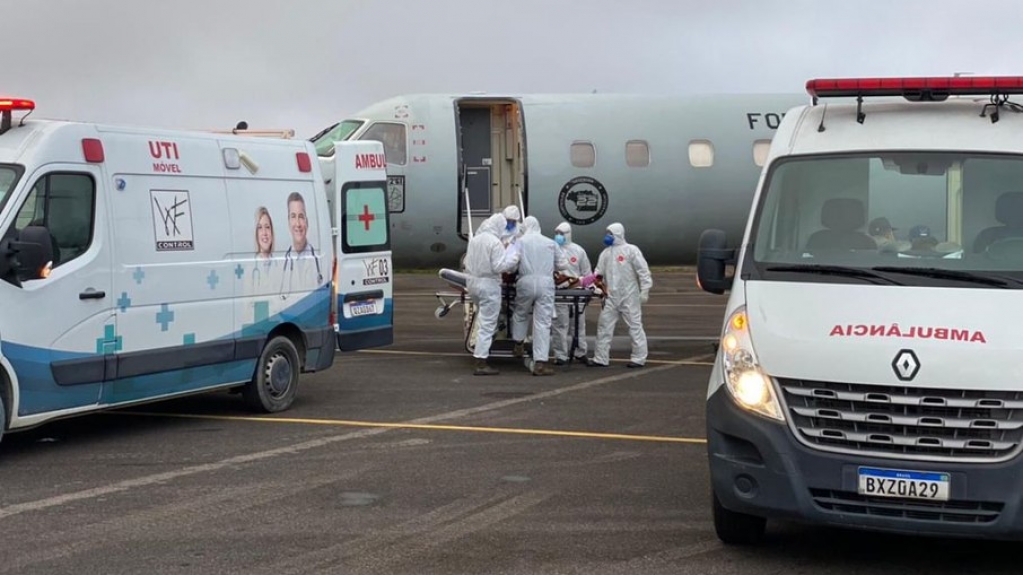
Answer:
[306, 92, 808, 269]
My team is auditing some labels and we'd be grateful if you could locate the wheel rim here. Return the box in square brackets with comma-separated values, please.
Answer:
[264, 351, 293, 399]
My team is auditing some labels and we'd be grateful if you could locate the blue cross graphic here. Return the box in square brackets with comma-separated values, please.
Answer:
[183, 333, 196, 345]
[95, 324, 123, 354]
[116, 291, 132, 312]
[207, 270, 220, 290]
[234, 264, 245, 279]
[156, 303, 175, 332]
[133, 266, 145, 285]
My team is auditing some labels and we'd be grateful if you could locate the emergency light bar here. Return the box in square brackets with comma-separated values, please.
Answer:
[0, 97, 35, 135]
[807, 76, 1023, 101]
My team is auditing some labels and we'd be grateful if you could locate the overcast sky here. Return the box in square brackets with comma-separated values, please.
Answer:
[6, 0, 1023, 138]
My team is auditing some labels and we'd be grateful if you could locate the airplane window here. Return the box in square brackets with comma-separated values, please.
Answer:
[689, 140, 714, 168]
[626, 140, 649, 168]
[360, 122, 407, 166]
[753, 139, 772, 167]
[571, 142, 595, 168]
[311, 120, 364, 157]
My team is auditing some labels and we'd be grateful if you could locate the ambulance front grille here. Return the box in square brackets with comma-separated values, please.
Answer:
[779, 379, 1023, 462]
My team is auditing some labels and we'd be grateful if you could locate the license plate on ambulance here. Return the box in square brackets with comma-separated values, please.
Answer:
[857, 467, 950, 501]
[349, 301, 377, 317]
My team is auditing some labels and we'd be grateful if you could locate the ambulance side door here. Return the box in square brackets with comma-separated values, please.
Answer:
[334, 142, 393, 351]
[1, 165, 112, 414]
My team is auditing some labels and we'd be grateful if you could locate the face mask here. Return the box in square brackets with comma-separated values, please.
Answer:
[506, 221, 516, 232]
[554, 234, 566, 246]
[603, 233, 615, 246]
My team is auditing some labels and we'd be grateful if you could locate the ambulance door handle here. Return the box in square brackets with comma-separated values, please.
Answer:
[79, 289, 106, 300]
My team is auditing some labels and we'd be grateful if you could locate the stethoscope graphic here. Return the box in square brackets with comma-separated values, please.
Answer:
[279, 245, 323, 300]
[251, 257, 274, 286]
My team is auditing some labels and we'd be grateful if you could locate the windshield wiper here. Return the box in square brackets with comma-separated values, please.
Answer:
[871, 266, 1014, 288]
[765, 264, 902, 285]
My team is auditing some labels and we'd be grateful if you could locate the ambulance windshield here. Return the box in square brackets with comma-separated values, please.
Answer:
[750, 152, 1023, 284]
[311, 120, 364, 157]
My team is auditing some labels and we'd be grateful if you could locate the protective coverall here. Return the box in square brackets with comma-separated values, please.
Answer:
[590, 223, 653, 367]
[500, 204, 522, 245]
[510, 216, 567, 375]
[551, 221, 592, 363]
[465, 213, 521, 375]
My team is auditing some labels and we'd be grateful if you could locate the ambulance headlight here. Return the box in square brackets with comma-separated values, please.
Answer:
[720, 306, 784, 422]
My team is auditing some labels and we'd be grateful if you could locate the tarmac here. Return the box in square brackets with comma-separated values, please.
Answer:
[0, 270, 1018, 574]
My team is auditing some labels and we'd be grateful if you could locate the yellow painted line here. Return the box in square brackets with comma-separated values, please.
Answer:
[355, 348, 713, 366]
[114, 411, 707, 445]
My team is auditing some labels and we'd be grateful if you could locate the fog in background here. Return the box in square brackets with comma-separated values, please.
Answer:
[6, 0, 1022, 138]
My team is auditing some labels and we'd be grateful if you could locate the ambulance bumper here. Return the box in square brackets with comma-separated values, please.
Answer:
[303, 326, 335, 372]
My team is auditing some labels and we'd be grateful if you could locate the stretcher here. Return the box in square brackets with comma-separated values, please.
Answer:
[434, 268, 601, 362]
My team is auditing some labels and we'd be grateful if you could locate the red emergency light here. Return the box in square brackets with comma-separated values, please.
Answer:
[806, 76, 1023, 101]
[0, 98, 35, 112]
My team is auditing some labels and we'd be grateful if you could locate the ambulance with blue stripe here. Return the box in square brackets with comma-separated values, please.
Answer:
[0, 97, 392, 444]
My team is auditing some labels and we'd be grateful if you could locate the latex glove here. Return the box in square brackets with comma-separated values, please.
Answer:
[579, 273, 597, 288]
[640, 289, 649, 304]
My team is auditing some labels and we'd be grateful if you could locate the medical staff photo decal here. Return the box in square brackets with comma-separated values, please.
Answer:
[151, 189, 195, 251]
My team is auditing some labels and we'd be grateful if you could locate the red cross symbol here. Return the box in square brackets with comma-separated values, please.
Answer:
[570, 257, 577, 263]
[358, 204, 375, 231]
[617, 255, 625, 263]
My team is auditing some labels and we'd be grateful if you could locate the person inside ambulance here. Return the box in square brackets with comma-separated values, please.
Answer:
[868, 217, 910, 254]
[585, 222, 653, 368]
[280, 191, 322, 298]
[550, 221, 592, 365]
[465, 213, 522, 376]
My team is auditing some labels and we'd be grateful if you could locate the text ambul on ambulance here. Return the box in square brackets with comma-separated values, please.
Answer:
[696, 76, 1023, 544]
[0, 97, 392, 447]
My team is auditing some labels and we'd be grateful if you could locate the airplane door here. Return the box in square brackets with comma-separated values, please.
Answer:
[333, 141, 394, 351]
[458, 107, 492, 233]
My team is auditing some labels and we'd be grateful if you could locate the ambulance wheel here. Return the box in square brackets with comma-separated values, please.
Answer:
[244, 336, 300, 413]
[712, 491, 765, 545]
[0, 391, 5, 445]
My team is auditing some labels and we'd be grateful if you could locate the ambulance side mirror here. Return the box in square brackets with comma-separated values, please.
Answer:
[0, 225, 54, 285]
[696, 229, 735, 295]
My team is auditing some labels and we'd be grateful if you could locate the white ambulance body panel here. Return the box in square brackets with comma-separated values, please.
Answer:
[0, 110, 337, 433]
[697, 77, 1023, 543]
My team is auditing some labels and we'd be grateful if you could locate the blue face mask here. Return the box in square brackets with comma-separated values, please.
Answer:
[506, 221, 517, 232]
[554, 234, 566, 246]
[603, 233, 615, 246]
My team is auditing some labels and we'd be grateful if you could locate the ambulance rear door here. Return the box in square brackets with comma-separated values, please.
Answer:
[333, 141, 393, 351]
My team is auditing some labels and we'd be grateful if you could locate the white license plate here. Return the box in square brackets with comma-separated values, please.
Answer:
[857, 467, 950, 501]
[349, 301, 377, 316]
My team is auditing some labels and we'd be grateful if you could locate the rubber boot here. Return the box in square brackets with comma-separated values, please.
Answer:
[474, 359, 499, 376]
[532, 361, 555, 376]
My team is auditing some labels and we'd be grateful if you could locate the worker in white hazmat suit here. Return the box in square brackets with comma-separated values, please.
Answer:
[510, 216, 567, 376]
[550, 221, 593, 365]
[585, 222, 652, 368]
[465, 213, 522, 375]
[500, 204, 522, 245]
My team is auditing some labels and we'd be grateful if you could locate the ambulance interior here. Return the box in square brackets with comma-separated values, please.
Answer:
[750, 152, 1023, 278]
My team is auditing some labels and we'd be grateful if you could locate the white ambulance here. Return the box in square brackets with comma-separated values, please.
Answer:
[697, 76, 1023, 543]
[0, 97, 392, 444]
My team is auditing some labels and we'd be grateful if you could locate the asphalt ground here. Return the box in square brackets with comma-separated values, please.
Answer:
[0, 270, 1020, 574]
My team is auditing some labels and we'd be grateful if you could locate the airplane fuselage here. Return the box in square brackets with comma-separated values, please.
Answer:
[315, 93, 807, 268]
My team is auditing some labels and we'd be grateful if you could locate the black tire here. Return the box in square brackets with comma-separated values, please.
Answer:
[0, 391, 5, 446]
[712, 491, 766, 545]
[243, 335, 300, 413]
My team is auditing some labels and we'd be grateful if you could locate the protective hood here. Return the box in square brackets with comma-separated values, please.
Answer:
[606, 222, 626, 246]
[502, 205, 521, 223]
[744, 280, 1018, 390]
[477, 213, 507, 238]
[555, 221, 573, 244]
[522, 216, 541, 235]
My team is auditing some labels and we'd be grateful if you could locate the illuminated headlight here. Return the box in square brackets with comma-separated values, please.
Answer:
[720, 306, 784, 421]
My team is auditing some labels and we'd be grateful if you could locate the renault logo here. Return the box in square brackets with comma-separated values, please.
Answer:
[892, 349, 920, 382]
